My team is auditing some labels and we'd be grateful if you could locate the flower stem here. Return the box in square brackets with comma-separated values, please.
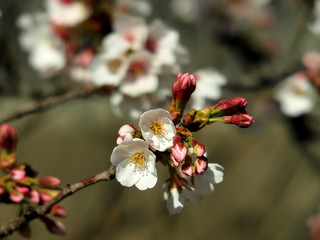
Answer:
[0, 85, 113, 125]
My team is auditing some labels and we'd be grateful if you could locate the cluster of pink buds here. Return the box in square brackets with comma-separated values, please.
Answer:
[111, 72, 254, 214]
[0, 124, 67, 237]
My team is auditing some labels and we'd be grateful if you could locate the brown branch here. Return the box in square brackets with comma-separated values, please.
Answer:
[0, 164, 116, 238]
[0, 85, 113, 125]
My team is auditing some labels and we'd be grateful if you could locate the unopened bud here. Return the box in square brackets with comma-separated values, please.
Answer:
[0, 186, 5, 195]
[40, 216, 67, 235]
[170, 136, 187, 166]
[172, 73, 196, 103]
[30, 189, 40, 204]
[51, 204, 68, 218]
[192, 139, 205, 157]
[116, 125, 136, 144]
[59, 0, 75, 4]
[223, 114, 254, 128]
[181, 162, 195, 176]
[170, 73, 197, 124]
[212, 97, 248, 116]
[10, 168, 26, 181]
[9, 190, 24, 203]
[16, 186, 30, 194]
[38, 176, 61, 187]
[40, 192, 53, 203]
[195, 157, 208, 175]
[0, 124, 17, 152]
[181, 156, 195, 176]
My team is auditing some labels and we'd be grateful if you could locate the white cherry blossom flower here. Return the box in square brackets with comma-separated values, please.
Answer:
[105, 16, 148, 52]
[29, 42, 65, 75]
[309, 0, 320, 36]
[116, 0, 152, 17]
[170, 0, 200, 23]
[110, 138, 157, 190]
[163, 163, 224, 214]
[46, 0, 90, 27]
[17, 12, 66, 76]
[110, 92, 152, 118]
[274, 73, 317, 117]
[193, 163, 224, 197]
[119, 51, 159, 97]
[139, 109, 176, 151]
[163, 182, 200, 215]
[90, 54, 129, 86]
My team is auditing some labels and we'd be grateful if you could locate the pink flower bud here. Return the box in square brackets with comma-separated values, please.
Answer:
[172, 73, 196, 104]
[303, 51, 320, 72]
[116, 125, 136, 144]
[223, 114, 254, 128]
[52, 23, 71, 39]
[181, 162, 195, 176]
[38, 176, 61, 187]
[10, 168, 26, 181]
[51, 204, 68, 218]
[30, 189, 40, 204]
[213, 98, 248, 115]
[40, 216, 67, 235]
[195, 157, 208, 175]
[191, 139, 205, 157]
[0, 124, 17, 151]
[59, 0, 75, 4]
[74, 49, 94, 67]
[9, 190, 24, 203]
[170, 136, 187, 165]
[16, 186, 30, 194]
[40, 192, 53, 203]
[0, 186, 5, 195]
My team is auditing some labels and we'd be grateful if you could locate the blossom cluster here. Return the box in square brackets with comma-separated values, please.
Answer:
[17, 0, 227, 118]
[110, 73, 254, 214]
[0, 124, 67, 237]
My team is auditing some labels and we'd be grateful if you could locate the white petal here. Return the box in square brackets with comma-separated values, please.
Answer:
[116, 161, 140, 187]
[209, 163, 224, 184]
[166, 188, 184, 214]
[110, 145, 130, 166]
[135, 170, 157, 190]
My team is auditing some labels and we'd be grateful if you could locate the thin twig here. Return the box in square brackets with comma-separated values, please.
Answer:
[0, 165, 116, 238]
[0, 85, 113, 125]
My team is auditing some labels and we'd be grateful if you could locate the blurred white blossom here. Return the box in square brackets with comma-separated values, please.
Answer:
[309, 0, 320, 36]
[46, 0, 90, 27]
[17, 13, 66, 75]
[191, 69, 227, 109]
[274, 73, 317, 117]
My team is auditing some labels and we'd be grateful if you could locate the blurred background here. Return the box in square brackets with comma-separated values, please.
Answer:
[1, 0, 320, 239]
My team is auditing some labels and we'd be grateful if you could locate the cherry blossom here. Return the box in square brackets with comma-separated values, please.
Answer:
[110, 138, 157, 190]
[139, 109, 176, 151]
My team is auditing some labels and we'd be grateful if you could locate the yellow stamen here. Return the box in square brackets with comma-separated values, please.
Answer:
[292, 86, 306, 96]
[150, 120, 165, 136]
[127, 151, 145, 168]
